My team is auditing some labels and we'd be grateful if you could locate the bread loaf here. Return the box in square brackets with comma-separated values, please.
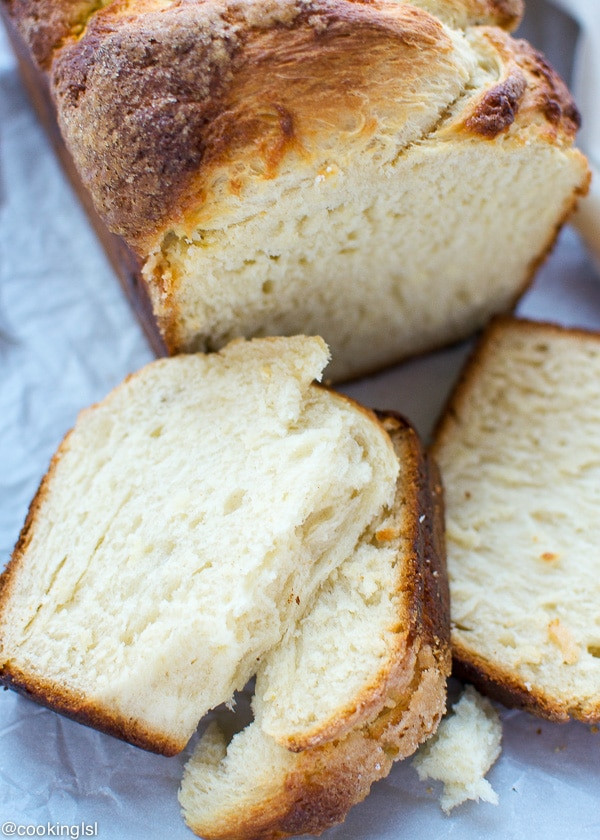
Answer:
[4, 0, 590, 379]
[432, 317, 600, 722]
[180, 413, 450, 839]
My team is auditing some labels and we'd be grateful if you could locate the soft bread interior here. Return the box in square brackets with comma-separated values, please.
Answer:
[0, 336, 399, 751]
[255, 536, 409, 751]
[254, 470, 420, 750]
[151, 140, 585, 381]
[433, 319, 600, 721]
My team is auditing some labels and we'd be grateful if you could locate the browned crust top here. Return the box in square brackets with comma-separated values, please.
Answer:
[459, 29, 581, 141]
[46, 0, 454, 251]
[4, 0, 525, 69]
[4, 0, 106, 67]
[4, 0, 576, 259]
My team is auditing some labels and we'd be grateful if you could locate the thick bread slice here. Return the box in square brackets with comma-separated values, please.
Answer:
[0, 336, 402, 754]
[8, 0, 588, 380]
[432, 317, 600, 722]
[180, 415, 451, 839]
[254, 413, 446, 751]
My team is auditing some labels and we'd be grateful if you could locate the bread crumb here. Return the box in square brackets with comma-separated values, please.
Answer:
[412, 686, 502, 813]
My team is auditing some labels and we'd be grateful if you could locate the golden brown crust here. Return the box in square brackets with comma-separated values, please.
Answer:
[0, 4, 169, 357]
[0, 665, 184, 754]
[47, 0, 457, 252]
[199, 733, 393, 840]
[377, 412, 451, 674]
[366, 418, 451, 747]
[4, 0, 107, 68]
[514, 40, 581, 137]
[463, 69, 527, 137]
[452, 645, 600, 723]
[188, 642, 450, 840]
[4, 0, 524, 72]
[454, 27, 581, 142]
[406, 0, 522, 30]
[40, 0, 531, 255]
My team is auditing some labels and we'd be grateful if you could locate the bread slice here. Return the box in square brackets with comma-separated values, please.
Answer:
[432, 317, 600, 722]
[180, 414, 451, 839]
[0, 336, 448, 761]
[8, 0, 589, 380]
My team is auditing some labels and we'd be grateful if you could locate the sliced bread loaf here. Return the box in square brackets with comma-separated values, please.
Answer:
[180, 414, 450, 839]
[7, 0, 589, 379]
[432, 317, 600, 721]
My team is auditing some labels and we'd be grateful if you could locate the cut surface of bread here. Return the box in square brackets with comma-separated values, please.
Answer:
[8, 0, 589, 380]
[0, 336, 404, 754]
[432, 317, 600, 722]
[180, 415, 451, 839]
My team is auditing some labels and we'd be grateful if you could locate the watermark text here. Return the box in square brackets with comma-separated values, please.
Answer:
[1, 823, 98, 838]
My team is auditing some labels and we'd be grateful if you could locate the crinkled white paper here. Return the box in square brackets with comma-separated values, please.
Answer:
[1, 5, 600, 839]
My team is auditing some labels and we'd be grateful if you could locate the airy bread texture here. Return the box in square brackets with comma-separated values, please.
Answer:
[180, 414, 451, 839]
[0, 336, 406, 754]
[413, 685, 502, 812]
[432, 317, 600, 722]
[8, 0, 589, 380]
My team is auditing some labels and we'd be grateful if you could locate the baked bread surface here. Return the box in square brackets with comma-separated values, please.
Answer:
[4, 0, 589, 380]
[432, 317, 600, 722]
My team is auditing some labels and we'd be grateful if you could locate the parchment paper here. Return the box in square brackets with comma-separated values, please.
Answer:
[1, 5, 600, 839]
